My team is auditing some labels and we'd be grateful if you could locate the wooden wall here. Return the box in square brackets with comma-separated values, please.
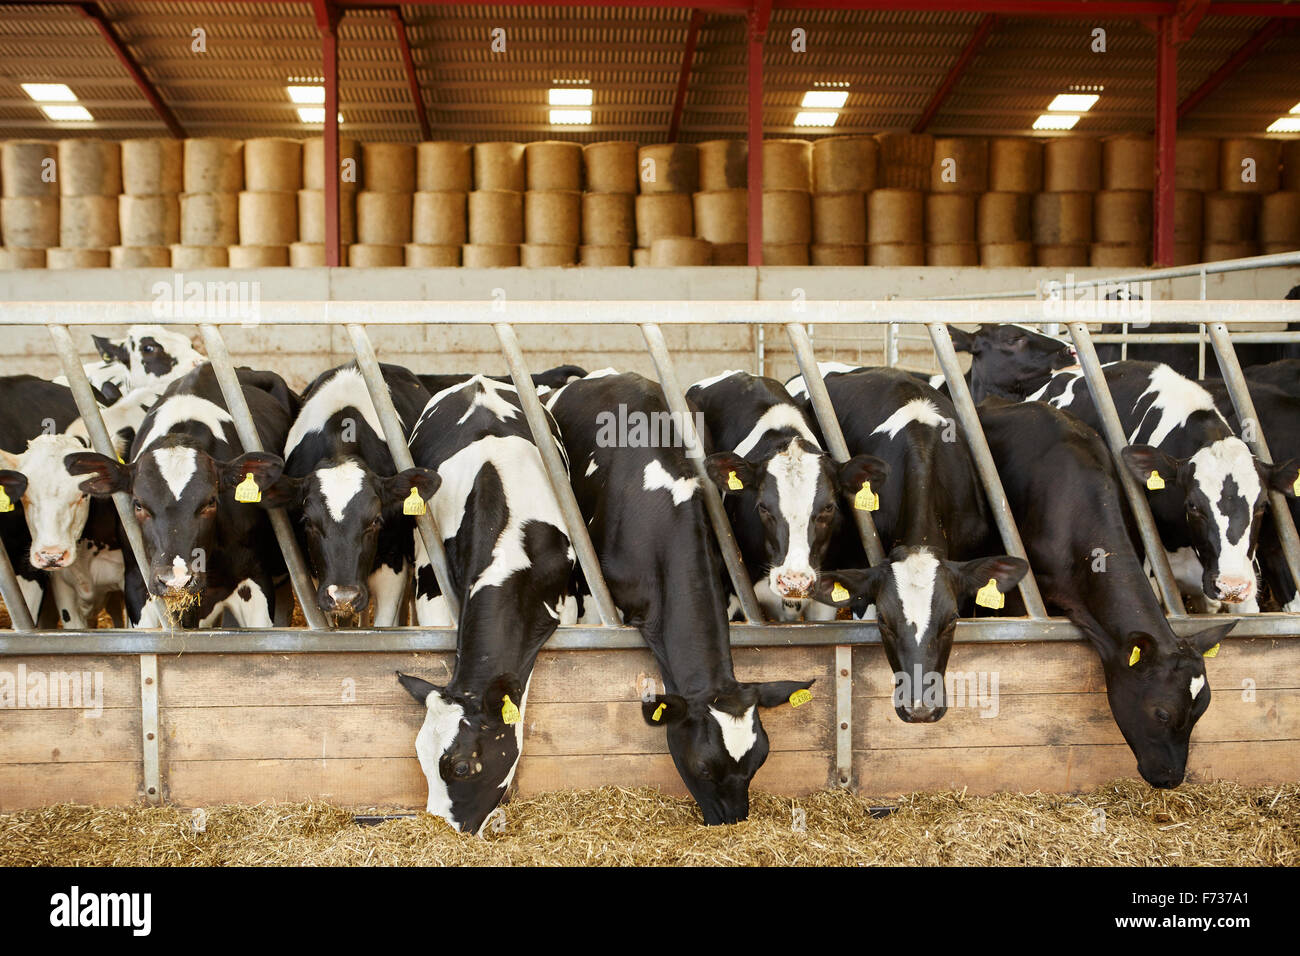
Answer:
[1, 635, 1297, 810]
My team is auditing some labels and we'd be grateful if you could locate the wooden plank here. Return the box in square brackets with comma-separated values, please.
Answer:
[0, 761, 142, 808]
[0, 706, 141, 764]
[0, 655, 139, 705]
[855, 688, 1300, 751]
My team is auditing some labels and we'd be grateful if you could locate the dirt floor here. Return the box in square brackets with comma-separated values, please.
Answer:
[2, 781, 1296, 866]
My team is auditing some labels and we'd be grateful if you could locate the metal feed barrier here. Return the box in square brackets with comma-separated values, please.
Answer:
[0, 298, 1298, 799]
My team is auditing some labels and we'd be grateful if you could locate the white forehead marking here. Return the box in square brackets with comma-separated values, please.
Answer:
[136, 394, 232, 455]
[892, 550, 940, 645]
[642, 459, 698, 505]
[286, 367, 386, 458]
[767, 440, 821, 576]
[784, 361, 863, 400]
[690, 369, 744, 392]
[872, 398, 947, 440]
[414, 691, 465, 830]
[733, 404, 821, 457]
[708, 705, 758, 762]
[1189, 675, 1206, 700]
[1129, 364, 1226, 447]
[153, 446, 198, 499]
[928, 372, 946, 390]
[317, 460, 365, 523]
[1189, 437, 1261, 557]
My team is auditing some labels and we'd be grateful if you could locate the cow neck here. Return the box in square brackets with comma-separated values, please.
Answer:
[447, 593, 552, 694]
[647, 532, 735, 700]
[892, 443, 949, 553]
[1068, 539, 1179, 653]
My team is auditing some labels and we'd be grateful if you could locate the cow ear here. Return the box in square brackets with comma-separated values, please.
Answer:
[703, 452, 755, 495]
[381, 467, 442, 509]
[0, 450, 19, 471]
[0, 469, 28, 503]
[1120, 445, 1181, 490]
[749, 679, 816, 709]
[396, 670, 443, 704]
[484, 672, 525, 726]
[642, 693, 688, 727]
[92, 334, 128, 366]
[1120, 632, 1160, 669]
[1188, 621, 1236, 657]
[948, 326, 978, 354]
[956, 555, 1029, 602]
[220, 452, 285, 494]
[64, 452, 131, 496]
[1265, 457, 1300, 497]
[811, 567, 884, 608]
[837, 454, 889, 500]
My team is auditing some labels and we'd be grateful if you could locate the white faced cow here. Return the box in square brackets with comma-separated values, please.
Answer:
[91, 326, 207, 393]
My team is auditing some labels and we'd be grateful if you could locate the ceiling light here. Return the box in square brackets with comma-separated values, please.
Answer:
[41, 105, 93, 121]
[794, 111, 838, 127]
[22, 83, 77, 102]
[550, 109, 592, 125]
[1047, 93, 1098, 112]
[1289, 101, 1300, 114]
[1033, 113, 1080, 130]
[801, 90, 848, 109]
[287, 85, 325, 104]
[1267, 117, 1300, 132]
[549, 88, 593, 106]
[297, 107, 343, 124]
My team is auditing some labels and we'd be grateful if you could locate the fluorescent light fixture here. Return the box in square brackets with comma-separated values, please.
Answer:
[549, 88, 593, 106]
[1267, 117, 1300, 132]
[41, 105, 93, 121]
[1033, 113, 1080, 130]
[794, 111, 838, 127]
[550, 108, 592, 125]
[1290, 101, 1300, 114]
[297, 107, 343, 124]
[22, 83, 77, 102]
[287, 85, 325, 104]
[1047, 93, 1098, 112]
[801, 90, 848, 109]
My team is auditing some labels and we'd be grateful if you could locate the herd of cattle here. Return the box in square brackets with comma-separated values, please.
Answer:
[0, 302, 1298, 832]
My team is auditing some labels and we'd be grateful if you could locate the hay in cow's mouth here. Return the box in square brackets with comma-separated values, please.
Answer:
[159, 588, 200, 624]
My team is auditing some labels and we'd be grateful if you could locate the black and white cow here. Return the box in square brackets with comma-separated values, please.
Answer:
[414, 365, 588, 400]
[91, 325, 207, 394]
[686, 369, 887, 622]
[548, 370, 813, 825]
[979, 398, 1234, 788]
[267, 363, 438, 626]
[786, 367, 1025, 722]
[948, 324, 1076, 402]
[1025, 360, 1298, 611]
[64, 363, 293, 628]
[398, 374, 575, 834]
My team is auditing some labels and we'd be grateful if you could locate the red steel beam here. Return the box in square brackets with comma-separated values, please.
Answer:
[668, 9, 706, 142]
[390, 7, 432, 140]
[313, 0, 343, 267]
[1153, 15, 1177, 267]
[912, 13, 996, 134]
[747, 1, 770, 267]
[1178, 18, 1289, 120]
[78, 3, 184, 137]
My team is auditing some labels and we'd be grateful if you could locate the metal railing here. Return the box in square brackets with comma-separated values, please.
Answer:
[1, 299, 1298, 796]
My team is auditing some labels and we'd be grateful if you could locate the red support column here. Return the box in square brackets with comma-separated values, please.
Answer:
[668, 9, 705, 143]
[1153, 15, 1177, 267]
[391, 7, 432, 141]
[746, 2, 770, 267]
[912, 14, 996, 134]
[315, 2, 343, 267]
[79, 3, 185, 138]
[1178, 19, 1288, 120]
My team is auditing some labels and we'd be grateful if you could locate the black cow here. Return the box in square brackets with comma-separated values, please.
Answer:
[267, 363, 437, 626]
[947, 324, 1077, 402]
[1244, 359, 1300, 398]
[398, 374, 575, 834]
[548, 371, 813, 824]
[65, 364, 293, 628]
[415, 365, 588, 400]
[686, 369, 886, 622]
[979, 398, 1234, 787]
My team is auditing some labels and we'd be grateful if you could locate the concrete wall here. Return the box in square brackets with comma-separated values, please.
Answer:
[0, 265, 1296, 392]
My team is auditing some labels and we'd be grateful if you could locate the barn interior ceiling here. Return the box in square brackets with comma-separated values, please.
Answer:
[0, 1, 1297, 143]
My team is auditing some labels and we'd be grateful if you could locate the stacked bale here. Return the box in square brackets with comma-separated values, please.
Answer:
[762, 140, 811, 264]
[580, 141, 638, 266]
[522, 141, 581, 267]
[1033, 138, 1099, 267]
[52, 139, 120, 268]
[119, 138, 181, 267]
[1094, 135, 1153, 267]
[354, 142, 414, 267]
[1203, 191, 1259, 261]
[1174, 189, 1204, 265]
[179, 138, 242, 267]
[867, 188, 924, 265]
[1172, 136, 1219, 265]
[298, 135, 360, 264]
[978, 138, 1039, 267]
[236, 138, 300, 266]
[874, 133, 933, 190]
[2, 140, 59, 267]
[408, 141, 471, 267]
[1282, 140, 1300, 191]
[467, 142, 524, 266]
[988, 138, 1043, 193]
[636, 143, 697, 264]
[811, 136, 874, 265]
[694, 140, 748, 264]
[931, 137, 1008, 263]
[1259, 190, 1300, 255]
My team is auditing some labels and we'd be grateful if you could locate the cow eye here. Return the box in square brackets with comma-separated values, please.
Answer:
[367, 517, 383, 532]
[452, 760, 471, 778]
[132, 499, 149, 518]
[200, 496, 217, 513]
[141, 343, 155, 354]
[816, 504, 835, 522]
[1155, 709, 1170, 723]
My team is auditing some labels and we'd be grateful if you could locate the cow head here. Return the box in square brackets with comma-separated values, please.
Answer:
[641, 678, 814, 825]
[1122, 443, 1300, 605]
[65, 443, 283, 600]
[95, 326, 206, 392]
[950, 324, 1077, 402]
[0, 436, 95, 570]
[813, 548, 1027, 722]
[269, 459, 440, 625]
[1097, 623, 1233, 788]
[705, 445, 889, 602]
[399, 671, 528, 835]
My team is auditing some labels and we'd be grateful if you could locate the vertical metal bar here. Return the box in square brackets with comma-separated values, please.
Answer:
[48, 325, 168, 628]
[140, 653, 160, 804]
[786, 322, 887, 567]
[0, 526, 34, 631]
[494, 323, 620, 627]
[885, 322, 899, 367]
[1206, 322, 1300, 593]
[345, 323, 459, 624]
[929, 323, 1049, 619]
[1067, 322, 1188, 615]
[835, 644, 852, 789]
[197, 325, 328, 630]
[756, 324, 765, 377]
[641, 323, 763, 624]
[1199, 265, 1208, 380]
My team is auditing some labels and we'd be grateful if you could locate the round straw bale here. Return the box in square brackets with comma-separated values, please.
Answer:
[1173, 242, 1202, 265]
[812, 136, 876, 193]
[302, 136, 361, 191]
[413, 191, 467, 245]
[356, 191, 413, 245]
[2, 141, 58, 198]
[579, 244, 631, 267]
[1089, 242, 1149, 268]
[1259, 192, 1300, 244]
[0, 247, 46, 269]
[812, 244, 866, 266]
[461, 243, 519, 267]
[349, 243, 405, 267]
[288, 242, 326, 267]
[581, 192, 635, 246]
[926, 243, 979, 266]
[866, 243, 924, 266]
[524, 190, 581, 245]
[1034, 243, 1090, 267]
[46, 248, 109, 269]
[1093, 190, 1152, 243]
[1220, 138, 1281, 194]
[763, 190, 812, 244]
[119, 195, 180, 247]
[238, 191, 298, 245]
[1031, 192, 1092, 244]
[632, 247, 651, 267]
[1, 196, 59, 248]
[866, 189, 923, 244]
[582, 141, 639, 193]
[761, 242, 809, 266]
[975, 192, 1030, 244]
[638, 144, 699, 194]
[227, 245, 289, 267]
[526, 141, 583, 191]
[1203, 192, 1259, 241]
[987, 138, 1043, 193]
[59, 195, 118, 249]
[693, 190, 747, 244]
[1043, 137, 1101, 192]
[924, 193, 976, 245]
[1261, 241, 1300, 255]
[1102, 135, 1154, 190]
[812, 191, 866, 244]
[180, 192, 238, 246]
[297, 189, 357, 244]
[468, 190, 524, 245]
[763, 140, 813, 191]
[635, 193, 693, 247]
[874, 132, 933, 168]
[169, 245, 228, 268]
[242, 138, 302, 192]
[474, 142, 526, 191]
[980, 242, 1034, 267]
[362, 142, 416, 193]
[698, 140, 748, 191]
[710, 243, 748, 266]
[1282, 140, 1300, 191]
[1202, 240, 1258, 261]
[1176, 136, 1220, 191]
[57, 139, 121, 197]
[929, 137, 988, 194]
[110, 245, 170, 268]
[121, 138, 183, 195]
[649, 236, 711, 266]
[1174, 190, 1203, 243]
[404, 243, 461, 267]
[417, 142, 472, 192]
[521, 243, 577, 267]
[184, 138, 243, 192]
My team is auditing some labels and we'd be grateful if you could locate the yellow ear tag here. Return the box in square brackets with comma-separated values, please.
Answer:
[1129, 645, 1141, 667]
[854, 481, 880, 512]
[727, 470, 743, 491]
[1293, 474, 1300, 497]
[234, 472, 261, 504]
[501, 694, 521, 725]
[1203, 643, 1220, 659]
[1146, 470, 1165, 491]
[0, 488, 12, 514]
[403, 487, 426, 516]
[975, 578, 1004, 610]
[651, 702, 666, 722]
[789, 688, 812, 708]
[831, 582, 850, 602]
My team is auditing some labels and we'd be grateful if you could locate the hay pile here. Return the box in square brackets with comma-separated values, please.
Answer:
[2, 781, 1296, 866]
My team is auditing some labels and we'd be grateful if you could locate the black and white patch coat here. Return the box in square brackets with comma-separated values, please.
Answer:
[399, 375, 575, 835]
[546, 371, 813, 825]
[979, 398, 1233, 788]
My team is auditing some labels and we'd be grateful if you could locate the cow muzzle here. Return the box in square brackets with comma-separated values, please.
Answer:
[772, 568, 815, 600]
[32, 547, 73, 569]
[155, 556, 194, 591]
[1213, 575, 1255, 604]
[321, 583, 367, 625]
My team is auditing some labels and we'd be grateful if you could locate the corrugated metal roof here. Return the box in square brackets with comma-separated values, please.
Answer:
[0, 4, 1294, 142]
